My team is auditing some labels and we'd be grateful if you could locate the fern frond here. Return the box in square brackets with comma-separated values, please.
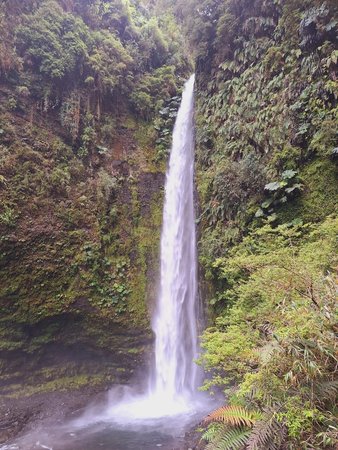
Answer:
[206, 426, 251, 450]
[202, 423, 224, 443]
[204, 405, 259, 428]
[246, 415, 285, 450]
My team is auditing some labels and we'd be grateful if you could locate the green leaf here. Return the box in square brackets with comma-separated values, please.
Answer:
[285, 184, 303, 194]
[209, 427, 251, 450]
[326, 20, 337, 32]
[264, 181, 280, 191]
[281, 169, 297, 180]
[267, 213, 278, 222]
[291, 218, 303, 226]
[255, 208, 265, 218]
[159, 107, 169, 115]
[96, 145, 108, 154]
[261, 198, 273, 209]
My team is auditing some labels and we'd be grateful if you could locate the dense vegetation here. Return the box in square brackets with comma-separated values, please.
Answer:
[180, 0, 337, 448]
[0, 0, 337, 449]
[0, 0, 190, 325]
[0, 0, 190, 403]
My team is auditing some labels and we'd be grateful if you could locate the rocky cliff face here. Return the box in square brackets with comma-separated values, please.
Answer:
[0, 0, 191, 440]
[0, 85, 168, 441]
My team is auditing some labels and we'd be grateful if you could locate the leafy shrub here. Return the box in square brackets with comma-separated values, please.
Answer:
[0, 205, 18, 227]
[199, 217, 338, 449]
[130, 65, 178, 120]
[49, 165, 71, 195]
[255, 170, 303, 221]
[204, 155, 266, 225]
[16, 1, 89, 81]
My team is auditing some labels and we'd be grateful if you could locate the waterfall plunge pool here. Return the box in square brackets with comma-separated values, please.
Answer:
[1, 393, 218, 450]
[1, 420, 190, 450]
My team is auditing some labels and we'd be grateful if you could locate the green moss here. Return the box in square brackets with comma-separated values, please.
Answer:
[128, 190, 163, 326]
[127, 347, 142, 354]
[0, 97, 168, 328]
[271, 145, 303, 171]
[133, 121, 156, 151]
[130, 183, 141, 226]
[4, 374, 113, 398]
[123, 116, 137, 131]
[278, 158, 338, 223]
[127, 121, 165, 173]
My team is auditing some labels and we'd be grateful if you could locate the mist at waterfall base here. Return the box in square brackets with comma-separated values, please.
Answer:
[1, 75, 218, 450]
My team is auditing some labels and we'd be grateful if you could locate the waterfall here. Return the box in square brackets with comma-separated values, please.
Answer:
[150, 74, 199, 403]
[79, 74, 201, 423]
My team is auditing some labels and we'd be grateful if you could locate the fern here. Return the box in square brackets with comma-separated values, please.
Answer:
[204, 405, 260, 428]
[246, 415, 285, 450]
[203, 405, 287, 450]
[205, 426, 251, 450]
[202, 423, 224, 442]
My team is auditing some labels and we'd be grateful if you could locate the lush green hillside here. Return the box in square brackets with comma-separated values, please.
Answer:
[183, 0, 337, 448]
[0, 0, 193, 324]
[0, 0, 190, 407]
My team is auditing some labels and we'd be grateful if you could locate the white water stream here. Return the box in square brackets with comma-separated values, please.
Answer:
[150, 73, 199, 406]
[98, 73, 202, 421]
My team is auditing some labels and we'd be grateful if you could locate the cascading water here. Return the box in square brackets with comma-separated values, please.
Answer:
[150, 73, 199, 405]
[100, 74, 201, 419]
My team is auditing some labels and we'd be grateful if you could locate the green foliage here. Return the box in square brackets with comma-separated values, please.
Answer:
[200, 154, 266, 226]
[255, 170, 303, 221]
[299, 3, 336, 50]
[96, 168, 118, 203]
[202, 405, 284, 450]
[199, 217, 338, 449]
[192, 0, 337, 243]
[4, 0, 191, 144]
[204, 425, 251, 450]
[130, 65, 178, 120]
[49, 165, 71, 195]
[16, 1, 89, 81]
[87, 29, 133, 94]
[60, 91, 81, 140]
[78, 113, 96, 158]
[193, 6, 338, 448]
[153, 94, 181, 159]
[7, 96, 18, 111]
[0, 205, 18, 227]
[142, 17, 169, 67]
